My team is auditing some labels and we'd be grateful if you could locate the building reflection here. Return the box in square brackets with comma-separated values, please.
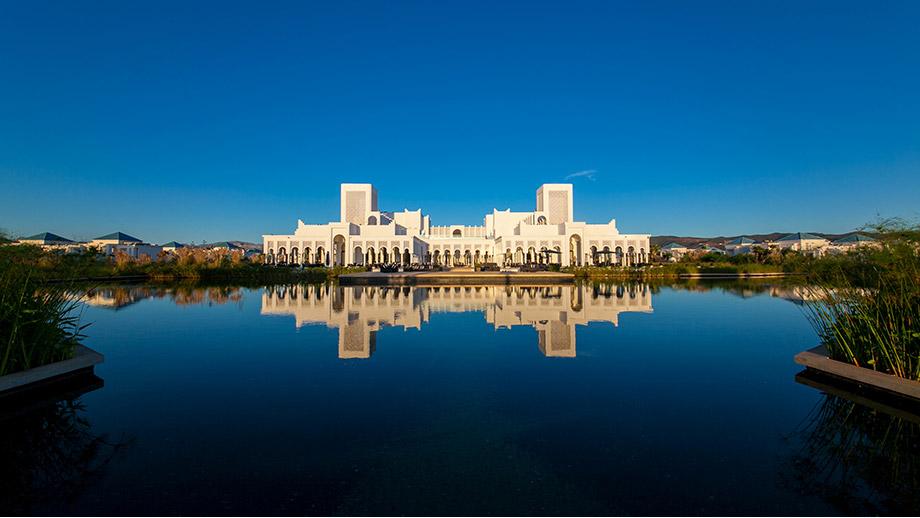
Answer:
[260, 284, 653, 359]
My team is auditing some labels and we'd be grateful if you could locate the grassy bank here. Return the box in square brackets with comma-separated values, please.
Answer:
[804, 223, 920, 380]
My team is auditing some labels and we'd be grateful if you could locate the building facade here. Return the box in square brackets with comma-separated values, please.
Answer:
[263, 183, 650, 267]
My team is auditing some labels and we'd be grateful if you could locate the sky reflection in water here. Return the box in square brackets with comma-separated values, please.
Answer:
[3, 282, 919, 515]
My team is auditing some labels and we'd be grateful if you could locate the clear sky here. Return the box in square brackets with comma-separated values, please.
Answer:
[1, 0, 918, 243]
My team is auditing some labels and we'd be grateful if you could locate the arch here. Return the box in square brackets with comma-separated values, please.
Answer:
[392, 247, 401, 265]
[603, 246, 611, 266]
[367, 215, 377, 225]
[553, 245, 562, 265]
[425, 251, 432, 265]
[303, 247, 312, 264]
[639, 247, 646, 264]
[278, 246, 287, 265]
[615, 246, 624, 266]
[291, 247, 299, 264]
[443, 249, 451, 266]
[367, 247, 376, 265]
[433, 249, 441, 266]
[514, 247, 525, 265]
[505, 248, 512, 265]
[537, 215, 547, 225]
[527, 246, 536, 264]
[464, 250, 472, 265]
[627, 246, 636, 267]
[569, 235, 582, 266]
[353, 246, 363, 265]
[474, 250, 481, 265]
[315, 246, 325, 266]
[452, 229, 462, 237]
[381, 248, 389, 264]
[267, 249, 275, 265]
[453, 249, 461, 265]
[333, 235, 346, 266]
[403, 248, 411, 265]
[589, 245, 598, 266]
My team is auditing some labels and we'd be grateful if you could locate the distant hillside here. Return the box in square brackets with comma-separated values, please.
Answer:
[651, 232, 855, 248]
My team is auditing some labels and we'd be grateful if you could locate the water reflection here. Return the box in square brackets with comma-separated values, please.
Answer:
[81, 285, 244, 309]
[260, 284, 653, 358]
[0, 376, 129, 514]
[787, 371, 920, 514]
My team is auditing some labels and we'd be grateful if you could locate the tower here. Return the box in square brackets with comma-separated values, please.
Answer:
[536, 184, 574, 224]
[340, 184, 378, 225]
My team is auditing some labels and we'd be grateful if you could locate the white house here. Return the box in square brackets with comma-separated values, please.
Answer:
[827, 233, 877, 253]
[90, 232, 162, 259]
[774, 233, 829, 255]
[724, 236, 759, 256]
[660, 242, 690, 262]
[160, 241, 186, 253]
[263, 183, 650, 268]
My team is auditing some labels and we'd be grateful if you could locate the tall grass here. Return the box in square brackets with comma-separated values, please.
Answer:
[804, 220, 920, 380]
[0, 244, 87, 376]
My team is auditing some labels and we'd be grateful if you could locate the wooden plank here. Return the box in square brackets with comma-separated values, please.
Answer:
[794, 345, 920, 401]
[794, 370, 920, 424]
[0, 345, 104, 395]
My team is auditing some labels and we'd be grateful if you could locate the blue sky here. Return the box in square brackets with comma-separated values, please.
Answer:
[1, 0, 918, 243]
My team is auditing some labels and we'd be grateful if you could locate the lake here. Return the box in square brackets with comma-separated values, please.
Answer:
[2, 281, 918, 515]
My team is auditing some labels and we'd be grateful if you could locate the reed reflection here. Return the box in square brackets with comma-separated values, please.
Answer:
[260, 284, 653, 359]
[786, 371, 920, 514]
[0, 377, 130, 514]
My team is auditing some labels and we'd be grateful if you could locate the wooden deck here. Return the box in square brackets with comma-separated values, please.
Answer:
[338, 270, 575, 285]
[795, 345, 920, 402]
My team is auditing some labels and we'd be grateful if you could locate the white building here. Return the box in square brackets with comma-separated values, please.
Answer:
[774, 232, 829, 255]
[827, 233, 878, 254]
[263, 183, 650, 268]
[660, 242, 690, 262]
[724, 236, 758, 256]
[160, 241, 186, 253]
[90, 232, 162, 259]
[16, 232, 84, 253]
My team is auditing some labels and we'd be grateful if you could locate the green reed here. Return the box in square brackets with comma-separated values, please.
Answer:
[804, 221, 920, 380]
[0, 253, 87, 376]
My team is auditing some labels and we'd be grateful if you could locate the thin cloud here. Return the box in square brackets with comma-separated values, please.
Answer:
[564, 169, 597, 181]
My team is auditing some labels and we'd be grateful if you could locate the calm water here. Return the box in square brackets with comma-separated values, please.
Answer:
[2, 281, 919, 515]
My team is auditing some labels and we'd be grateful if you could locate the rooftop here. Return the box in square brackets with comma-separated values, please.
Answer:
[94, 232, 142, 242]
[726, 236, 756, 245]
[833, 233, 876, 244]
[23, 232, 74, 243]
[778, 232, 824, 242]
